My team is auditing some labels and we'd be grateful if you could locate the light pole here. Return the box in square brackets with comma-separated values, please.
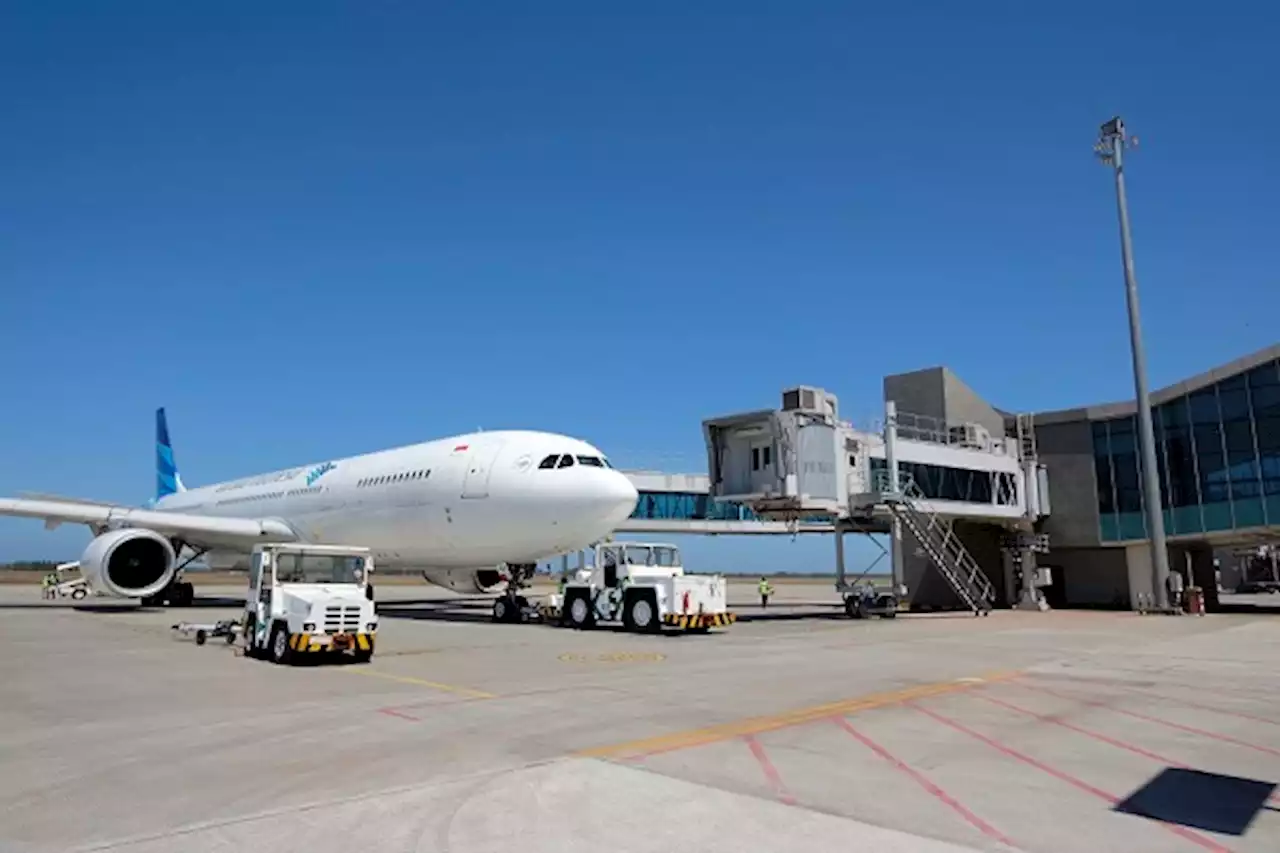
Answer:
[1095, 116, 1172, 611]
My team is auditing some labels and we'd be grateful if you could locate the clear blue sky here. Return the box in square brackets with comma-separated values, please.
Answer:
[2, 2, 1277, 572]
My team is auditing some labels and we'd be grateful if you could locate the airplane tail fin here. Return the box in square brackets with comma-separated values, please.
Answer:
[155, 407, 186, 501]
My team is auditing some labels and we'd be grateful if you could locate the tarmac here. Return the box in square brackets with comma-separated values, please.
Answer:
[2, 579, 1279, 853]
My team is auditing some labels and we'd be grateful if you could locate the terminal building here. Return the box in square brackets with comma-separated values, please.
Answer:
[1030, 342, 1280, 611]
[615, 342, 1280, 613]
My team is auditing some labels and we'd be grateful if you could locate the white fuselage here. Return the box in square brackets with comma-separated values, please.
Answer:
[155, 430, 639, 572]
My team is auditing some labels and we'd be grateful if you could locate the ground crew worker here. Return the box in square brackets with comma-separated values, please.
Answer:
[41, 574, 53, 599]
[758, 576, 773, 609]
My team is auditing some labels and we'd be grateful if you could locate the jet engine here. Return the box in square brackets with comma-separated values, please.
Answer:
[79, 528, 177, 599]
[420, 568, 504, 594]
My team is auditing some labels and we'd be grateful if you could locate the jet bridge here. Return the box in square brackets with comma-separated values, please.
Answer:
[703, 386, 1052, 614]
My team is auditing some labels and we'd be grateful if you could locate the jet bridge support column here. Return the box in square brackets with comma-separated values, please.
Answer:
[834, 526, 846, 588]
[884, 401, 906, 596]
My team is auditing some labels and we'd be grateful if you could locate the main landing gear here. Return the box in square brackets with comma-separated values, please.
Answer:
[141, 573, 195, 607]
[492, 563, 537, 623]
[139, 545, 211, 608]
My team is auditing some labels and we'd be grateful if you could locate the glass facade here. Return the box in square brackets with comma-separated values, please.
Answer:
[870, 458, 1019, 505]
[1091, 357, 1280, 542]
[629, 491, 830, 525]
[632, 490, 756, 522]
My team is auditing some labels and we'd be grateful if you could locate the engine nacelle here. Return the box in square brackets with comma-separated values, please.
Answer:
[420, 568, 504, 594]
[80, 528, 177, 599]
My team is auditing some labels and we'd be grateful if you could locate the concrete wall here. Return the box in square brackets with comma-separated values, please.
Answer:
[883, 368, 947, 425]
[1039, 548, 1130, 608]
[1033, 417, 1102, 548]
[941, 370, 1009, 439]
[1043, 541, 1224, 611]
[882, 367, 1008, 439]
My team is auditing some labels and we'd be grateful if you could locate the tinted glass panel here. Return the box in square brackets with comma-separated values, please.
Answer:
[1189, 389, 1219, 424]
[1246, 361, 1279, 390]
[1252, 383, 1280, 414]
[1218, 384, 1249, 421]
[1095, 454, 1115, 514]
[1257, 414, 1280, 451]
[1159, 397, 1189, 427]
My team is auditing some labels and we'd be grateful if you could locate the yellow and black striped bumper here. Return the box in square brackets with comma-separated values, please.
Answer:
[663, 612, 736, 629]
[289, 633, 374, 653]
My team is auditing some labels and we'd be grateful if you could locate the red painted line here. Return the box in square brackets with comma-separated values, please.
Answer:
[1111, 684, 1280, 729]
[975, 692, 1280, 807]
[833, 717, 1019, 849]
[907, 701, 1232, 853]
[976, 692, 1182, 765]
[1015, 681, 1280, 759]
[742, 735, 797, 806]
[376, 706, 421, 722]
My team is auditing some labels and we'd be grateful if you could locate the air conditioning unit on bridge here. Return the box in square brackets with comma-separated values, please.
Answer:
[702, 386, 847, 520]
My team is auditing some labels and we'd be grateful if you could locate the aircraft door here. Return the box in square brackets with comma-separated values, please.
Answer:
[461, 440, 506, 499]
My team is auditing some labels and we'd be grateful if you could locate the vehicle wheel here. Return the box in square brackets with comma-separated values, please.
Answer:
[845, 597, 865, 619]
[242, 616, 258, 658]
[71, 588, 87, 600]
[269, 623, 293, 665]
[226, 629, 237, 645]
[626, 595, 658, 633]
[195, 629, 207, 645]
[174, 582, 195, 607]
[568, 594, 594, 629]
[493, 597, 510, 623]
[352, 638, 374, 663]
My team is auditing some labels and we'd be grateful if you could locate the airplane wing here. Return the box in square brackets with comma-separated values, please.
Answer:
[0, 497, 297, 550]
[17, 491, 121, 507]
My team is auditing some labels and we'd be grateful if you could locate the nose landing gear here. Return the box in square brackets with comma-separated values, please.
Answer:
[492, 562, 537, 623]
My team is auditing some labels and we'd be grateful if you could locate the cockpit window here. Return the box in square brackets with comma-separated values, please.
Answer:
[576, 455, 604, 467]
[557, 454, 575, 468]
[538, 454, 559, 469]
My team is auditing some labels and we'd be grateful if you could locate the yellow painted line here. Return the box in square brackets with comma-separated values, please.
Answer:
[576, 670, 1022, 759]
[558, 652, 667, 664]
[341, 667, 498, 700]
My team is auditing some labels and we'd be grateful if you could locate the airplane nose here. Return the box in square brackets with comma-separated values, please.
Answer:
[601, 472, 639, 524]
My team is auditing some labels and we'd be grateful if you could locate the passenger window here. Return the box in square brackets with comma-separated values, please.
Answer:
[538, 455, 559, 469]
[557, 455, 575, 468]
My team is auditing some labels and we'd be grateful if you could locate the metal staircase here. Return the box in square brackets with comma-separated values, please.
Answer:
[870, 470, 996, 615]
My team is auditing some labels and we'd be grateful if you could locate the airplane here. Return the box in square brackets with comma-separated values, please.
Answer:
[0, 409, 640, 619]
